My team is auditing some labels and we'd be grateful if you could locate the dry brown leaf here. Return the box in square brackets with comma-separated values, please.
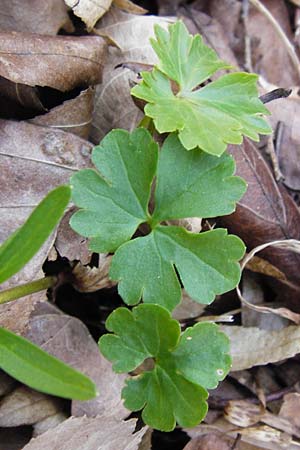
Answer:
[0, 77, 46, 116]
[0, 33, 106, 91]
[223, 325, 300, 371]
[172, 290, 206, 321]
[54, 207, 92, 265]
[0, 386, 63, 427]
[113, 0, 147, 14]
[0, 292, 45, 334]
[72, 255, 115, 292]
[64, 0, 112, 30]
[248, 0, 299, 85]
[23, 416, 147, 450]
[245, 256, 287, 281]
[91, 7, 172, 142]
[0, 0, 73, 35]
[25, 302, 127, 419]
[221, 138, 300, 312]
[183, 433, 232, 450]
[267, 94, 300, 191]
[29, 88, 95, 139]
[0, 120, 92, 286]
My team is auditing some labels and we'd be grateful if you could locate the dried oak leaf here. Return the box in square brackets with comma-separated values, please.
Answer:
[0, 120, 92, 287]
[29, 88, 95, 139]
[0, 32, 106, 91]
[64, 0, 112, 30]
[220, 138, 300, 310]
[0, 0, 73, 35]
[23, 416, 147, 450]
[25, 302, 127, 419]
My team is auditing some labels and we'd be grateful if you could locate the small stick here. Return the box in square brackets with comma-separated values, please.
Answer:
[259, 88, 292, 104]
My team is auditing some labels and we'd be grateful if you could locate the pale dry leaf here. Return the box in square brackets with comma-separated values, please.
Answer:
[29, 88, 95, 139]
[0, 371, 15, 397]
[0, 0, 73, 35]
[183, 433, 232, 450]
[0, 120, 92, 286]
[166, 217, 202, 233]
[54, 207, 92, 265]
[91, 7, 172, 142]
[33, 412, 69, 437]
[237, 240, 300, 324]
[25, 302, 127, 419]
[279, 393, 300, 428]
[0, 33, 106, 91]
[23, 416, 147, 450]
[72, 256, 115, 292]
[223, 325, 300, 371]
[64, 0, 112, 30]
[0, 386, 63, 427]
[241, 273, 290, 330]
[172, 290, 206, 321]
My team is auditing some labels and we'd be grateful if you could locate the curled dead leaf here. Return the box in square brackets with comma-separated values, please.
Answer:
[64, 0, 112, 30]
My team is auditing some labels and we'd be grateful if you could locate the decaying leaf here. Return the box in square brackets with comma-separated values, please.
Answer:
[33, 412, 68, 437]
[64, 0, 112, 29]
[0, 120, 92, 286]
[279, 393, 300, 428]
[23, 416, 147, 450]
[183, 433, 232, 450]
[0, 386, 63, 427]
[223, 324, 300, 371]
[0, 32, 106, 91]
[72, 256, 115, 292]
[25, 302, 127, 419]
[221, 138, 300, 311]
[29, 88, 95, 139]
[91, 7, 172, 142]
[0, 0, 73, 35]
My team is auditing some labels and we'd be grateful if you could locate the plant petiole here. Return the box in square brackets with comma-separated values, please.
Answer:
[0, 276, 56, 305]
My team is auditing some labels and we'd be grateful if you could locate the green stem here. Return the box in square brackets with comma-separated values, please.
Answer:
[0, 276, 56, 305]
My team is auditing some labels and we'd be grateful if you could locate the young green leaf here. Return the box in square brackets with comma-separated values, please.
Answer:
[131, 21, 271, 155]
[70, 129, 246, 311]
[99, 304, 231, 431]
[0, 185, 71, 284]
[0, 327, 97, 400]
[70, 128, 158, 252]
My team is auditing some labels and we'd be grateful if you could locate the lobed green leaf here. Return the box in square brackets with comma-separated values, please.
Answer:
[0, 185, 71, 284]
[0, 327, 97, 400]
[131, 21, 271, 155]
[99, 304, 231, 431]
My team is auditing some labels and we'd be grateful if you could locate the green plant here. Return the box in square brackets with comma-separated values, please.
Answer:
[69, 21, 271, 431]
[0, 186, 96, 401]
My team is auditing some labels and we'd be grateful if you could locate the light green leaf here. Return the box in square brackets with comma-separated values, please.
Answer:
[70, 128, 158, 252]
[110, 227, 245, 311]
[99, 304, 230, 431]
[131, 21, 271, 155]
[0, 185, 71, 284]
[152, 133, 247, 222]
[0, 327, 97, 400]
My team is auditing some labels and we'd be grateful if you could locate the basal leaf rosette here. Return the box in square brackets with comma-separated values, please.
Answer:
[70, 128, 246, 311]
[99, 304, 231, 431]
[131, 21, 271, 156]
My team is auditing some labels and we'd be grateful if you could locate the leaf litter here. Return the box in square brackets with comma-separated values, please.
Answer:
[2, 0, 300, 449]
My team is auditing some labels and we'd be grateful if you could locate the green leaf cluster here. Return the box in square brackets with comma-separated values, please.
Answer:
[71, 129, 246, 311]
[0, 186, 96, 401]
[131, 21, 271, 156]
[99, 304, 230, 431]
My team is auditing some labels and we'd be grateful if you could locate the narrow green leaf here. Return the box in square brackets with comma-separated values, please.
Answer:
[0, 327, 97, 400]
[70, 128, 158, 252]
[99, 304, 230, 431]
[0, 185, 71, 284]
[131, 21, 271, 155]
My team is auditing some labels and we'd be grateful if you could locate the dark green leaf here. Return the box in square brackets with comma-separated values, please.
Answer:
[99, 304, 230, 431]
[0, 327, 97, 400]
